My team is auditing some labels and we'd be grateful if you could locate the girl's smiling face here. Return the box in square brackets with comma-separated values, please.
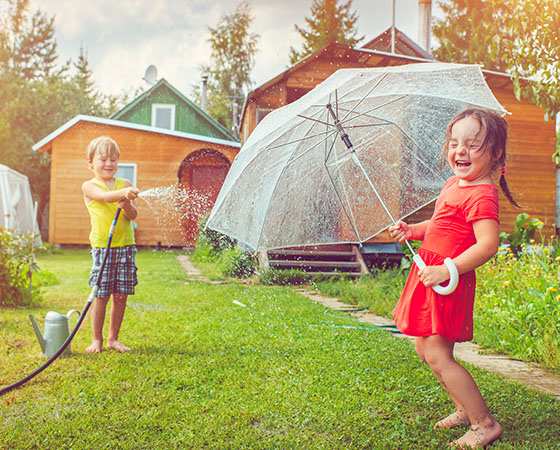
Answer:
[447, 116, 495, 186]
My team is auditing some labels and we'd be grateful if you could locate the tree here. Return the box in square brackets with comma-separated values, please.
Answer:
[489, 0, 560, 120]
[199, 1, 259, 134]
[0, 0, 120, 230]
[289, 0, 363, 64]
[0, 0, 57, 79]
[432, 0, 508, 72]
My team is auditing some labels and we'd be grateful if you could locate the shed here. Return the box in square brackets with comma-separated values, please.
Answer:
[0, 164, 41, 241]
[33, 115, 240, 247]
[240, 37, 557, 242]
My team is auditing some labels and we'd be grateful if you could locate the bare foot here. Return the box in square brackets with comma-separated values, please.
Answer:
[449, 420, 502, 449]
[85, 340, 103, 354]
[107, 340, 130, 353]
[434, 411, 470, 429]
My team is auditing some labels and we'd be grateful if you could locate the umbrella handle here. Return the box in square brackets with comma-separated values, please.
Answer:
[412, 254, 459, 295]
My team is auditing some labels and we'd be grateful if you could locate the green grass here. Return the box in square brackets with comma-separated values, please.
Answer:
[1, 249, 559, 449]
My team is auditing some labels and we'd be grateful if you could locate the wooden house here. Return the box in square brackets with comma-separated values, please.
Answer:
[33, 79, 240, 247]
[240, 30, 557, 247]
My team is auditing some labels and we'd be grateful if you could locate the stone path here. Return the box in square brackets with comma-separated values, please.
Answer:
[177, 255, 560, 400]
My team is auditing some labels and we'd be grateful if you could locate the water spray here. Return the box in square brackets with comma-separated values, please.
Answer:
[0, 208, 122, 396]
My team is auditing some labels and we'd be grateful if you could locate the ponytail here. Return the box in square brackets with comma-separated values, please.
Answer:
[499, 170, 521, 208]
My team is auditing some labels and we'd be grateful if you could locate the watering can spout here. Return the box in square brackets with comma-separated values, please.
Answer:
[29, 314, 46, 354]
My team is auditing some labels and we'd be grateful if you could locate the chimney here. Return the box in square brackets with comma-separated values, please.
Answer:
[418, 0, 432, 52]
[201, 75, 208, 112]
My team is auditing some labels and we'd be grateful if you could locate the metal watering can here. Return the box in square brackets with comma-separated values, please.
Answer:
[29, 310, 79, 357]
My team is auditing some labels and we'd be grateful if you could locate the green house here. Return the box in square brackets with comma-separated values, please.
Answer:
[111, 78, 238, 142]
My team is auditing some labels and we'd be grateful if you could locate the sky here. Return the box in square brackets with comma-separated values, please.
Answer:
[28, 0, 444, 99]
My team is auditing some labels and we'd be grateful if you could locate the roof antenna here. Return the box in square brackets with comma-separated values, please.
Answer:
[143, 65, 158, 85]
[391, 0, 396, 54]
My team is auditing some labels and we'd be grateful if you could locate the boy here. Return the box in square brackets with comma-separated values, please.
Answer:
[82, 136, 139, 353]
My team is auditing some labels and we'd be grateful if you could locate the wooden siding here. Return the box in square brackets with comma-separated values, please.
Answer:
[115, 84, 231, 140]
[46, 121, 238, 247]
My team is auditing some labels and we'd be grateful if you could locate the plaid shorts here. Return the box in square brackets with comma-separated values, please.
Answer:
[89, 245, 138, 298]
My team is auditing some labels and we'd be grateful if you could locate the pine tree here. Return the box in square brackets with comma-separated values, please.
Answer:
[0, 0, 57, 79]
[432, 0, 507, 72]
[289, 0, 363, 64]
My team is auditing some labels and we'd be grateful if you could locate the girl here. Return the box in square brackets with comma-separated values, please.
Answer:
[389, 108, 519, 449]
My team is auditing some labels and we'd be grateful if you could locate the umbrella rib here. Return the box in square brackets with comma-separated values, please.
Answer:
[324, 151, 364, 244]
[267, 128, 337, 153]
[322, 110, 363, 243]
[337, 73, 389, 124]
[283, 129, 339, 167]
[333, 97, 447, 180]
[296, 113, 333, 127]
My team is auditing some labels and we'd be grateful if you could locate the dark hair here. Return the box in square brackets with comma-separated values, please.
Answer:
[442, 108, 520, 208]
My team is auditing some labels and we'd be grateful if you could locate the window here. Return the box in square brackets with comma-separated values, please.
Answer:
[116, 163, 137, 186]
[151, 104, 176, 130]
[256, 108, 273, 125]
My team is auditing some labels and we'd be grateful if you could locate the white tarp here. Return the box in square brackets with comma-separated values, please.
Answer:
[0, 164, 41, 242]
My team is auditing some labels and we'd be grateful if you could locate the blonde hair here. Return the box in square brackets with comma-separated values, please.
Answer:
[86, 136, 120, 161]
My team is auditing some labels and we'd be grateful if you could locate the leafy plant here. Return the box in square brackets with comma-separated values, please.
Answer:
[258, 268, 312, 285]
[476, 241, 560, 369]
[192, 214, 235, 263]
[499, 213, 544, 255]
[217, 247, 256, 278]
[0, 228, 42, 307]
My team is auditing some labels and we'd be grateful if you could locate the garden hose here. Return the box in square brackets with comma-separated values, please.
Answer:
[0, 208, 122, 396]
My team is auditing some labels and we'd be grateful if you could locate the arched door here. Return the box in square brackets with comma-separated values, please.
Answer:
[178, 149, 230, 245]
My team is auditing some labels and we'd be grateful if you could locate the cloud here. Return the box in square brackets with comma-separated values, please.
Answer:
[30, 0, 437, 98]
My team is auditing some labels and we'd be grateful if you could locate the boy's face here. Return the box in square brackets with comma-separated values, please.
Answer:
[89, 150, 119, 181]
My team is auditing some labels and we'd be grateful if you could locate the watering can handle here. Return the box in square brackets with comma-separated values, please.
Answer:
[66, 309, 80, 327]
[412, 254, 459, 295]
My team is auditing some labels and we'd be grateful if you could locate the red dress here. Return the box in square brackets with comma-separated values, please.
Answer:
[392, 177, 499, 342]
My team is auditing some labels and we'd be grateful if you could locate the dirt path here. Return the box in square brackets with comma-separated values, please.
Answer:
[177, 255, 560, 400]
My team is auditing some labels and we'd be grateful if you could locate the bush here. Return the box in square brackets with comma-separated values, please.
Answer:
[0, 228, 42, 307]
[197, 215, 235, 253]
[499, 212, 544, 255]
[217, 247, 256, 278]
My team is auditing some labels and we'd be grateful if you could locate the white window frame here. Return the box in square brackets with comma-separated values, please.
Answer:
[116, 163, 137, 187]
[151, 104, 176, 130]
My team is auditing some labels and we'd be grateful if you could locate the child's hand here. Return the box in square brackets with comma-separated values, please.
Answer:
[389, 221, 411, 242]
[123, 186, 139, 201]
[417, 264, 450, 288]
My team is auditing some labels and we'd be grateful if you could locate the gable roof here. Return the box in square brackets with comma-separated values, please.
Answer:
[361, 27, 434, 60]
[32, 114, 241, 153]
[239, 41, 434, 131]
[111, 78, 238, 142]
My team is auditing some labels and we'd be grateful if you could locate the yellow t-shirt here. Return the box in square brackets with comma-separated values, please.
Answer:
[85, 178, 135, 248]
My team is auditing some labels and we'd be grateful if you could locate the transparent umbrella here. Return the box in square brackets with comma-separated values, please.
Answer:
[207, 63, 507, 293]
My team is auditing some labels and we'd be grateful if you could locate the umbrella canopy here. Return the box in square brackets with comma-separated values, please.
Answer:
[207, 62, 507, 251]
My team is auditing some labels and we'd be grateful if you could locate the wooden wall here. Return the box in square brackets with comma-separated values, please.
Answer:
[46, 121, 238, 247]
[491, 87, 556, 236]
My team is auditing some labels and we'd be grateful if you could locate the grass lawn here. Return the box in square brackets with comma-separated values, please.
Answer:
[1, 249, 559, 449]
